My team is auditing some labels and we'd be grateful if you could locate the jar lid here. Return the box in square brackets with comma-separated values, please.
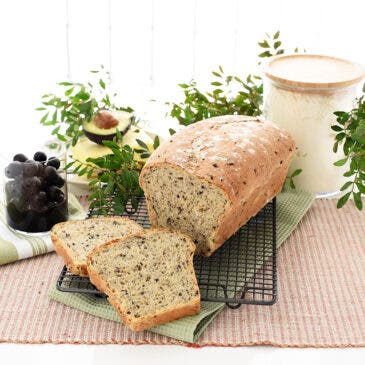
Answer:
[264, 54, 365, 90]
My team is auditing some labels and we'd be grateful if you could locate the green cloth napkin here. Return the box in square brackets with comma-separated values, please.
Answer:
[0, 194, 86, 265]
[49, 190, 314, 343]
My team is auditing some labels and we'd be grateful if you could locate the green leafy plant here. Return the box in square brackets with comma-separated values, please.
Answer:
[332, 92, 365, 210]
[167, 70, 263, 126]
[258, 30, 284, 60]
[166, 31, 288, 127]
[37, 66, 133, 147]
[257, 30, 305, 61]
[65, 130, 144, 215]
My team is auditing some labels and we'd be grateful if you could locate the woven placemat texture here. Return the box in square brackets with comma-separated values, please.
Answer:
[0, 193, 364, 346]
[48, 190, 314, 343]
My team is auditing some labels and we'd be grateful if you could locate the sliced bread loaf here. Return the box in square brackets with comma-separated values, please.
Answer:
[51, 217, 143, 276]
[139, 115, 295, 256]
[86, 229, 201, 331]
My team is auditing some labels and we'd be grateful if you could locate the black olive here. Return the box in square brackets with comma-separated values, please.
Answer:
[13, 153, 28, 162]
[47, 157, 61, 170]
[33, 151, 47, 162]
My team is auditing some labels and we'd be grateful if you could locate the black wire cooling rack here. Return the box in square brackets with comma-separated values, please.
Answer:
[57, 196, 277, 308]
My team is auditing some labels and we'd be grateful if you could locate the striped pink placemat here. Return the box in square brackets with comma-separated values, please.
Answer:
[0, 199, 364, 347]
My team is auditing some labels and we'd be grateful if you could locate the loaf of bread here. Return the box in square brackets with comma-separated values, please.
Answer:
[51, 217, 143, 276]
[86, 229, 200, 331]
[140, 115, 295, 256]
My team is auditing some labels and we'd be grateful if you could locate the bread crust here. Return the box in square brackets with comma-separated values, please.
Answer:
[51, 226, 88, 276]
[86, 229, 201, 331]
[139, 115, 296, 255]
[51, 217, 143, 277]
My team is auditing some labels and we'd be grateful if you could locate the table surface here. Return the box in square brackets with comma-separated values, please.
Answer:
[1, 127, 364, 363]
[1, 344, 364, 364]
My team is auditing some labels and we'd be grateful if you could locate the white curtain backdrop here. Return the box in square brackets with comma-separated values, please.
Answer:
[0, 0, 364, 146]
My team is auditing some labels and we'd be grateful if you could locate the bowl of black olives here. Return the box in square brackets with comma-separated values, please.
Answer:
[4, 151, 68, 233]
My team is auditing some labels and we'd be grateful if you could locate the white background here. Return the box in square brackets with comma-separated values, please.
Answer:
[0, 0, 364, 363]
[0, 0, 364, 148]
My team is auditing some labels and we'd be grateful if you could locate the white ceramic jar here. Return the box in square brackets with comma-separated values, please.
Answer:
[263, 54, 365, 196]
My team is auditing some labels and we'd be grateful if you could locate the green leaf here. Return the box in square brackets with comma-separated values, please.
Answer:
[153, 136, 160, 150]
[340, 181, 352, 191]
[211, 81, 222, 86]
[212, 71, 221, 77]
[353, 125, 365, 144]
[335, 132, 346, 141]
[116, 127, 125, 141]
[52, 110, 58, 122]
[359, 157, 365, 171]
[58, 81, 73, 86]
[42, 120, 56, 126]
[87, 169, 94, 179]
[99, 79, 106, 89]
[169, 128, 176, 135]
[273, 30, 280, 39]
[51, 126, 60, 136]
[75, 90, 90, 101]
[64, 161, 75, 170]
[258, 51, 272, 58]
[57, 134, 67, 142]
[333, 141, 339, 153]
[274, 41, 281, 49]
[291, 169, 302, 177]
[343, 170, 355, 177]
[258, 40, 270, 48]
[102, 140, 120, 150]
[136, 139, 149, 151]
[47, 142, 59, 149]
[356, 183, 365, 194]
[350, 159, 357, 171]
[72, 134, 79, 146]
[178, 83, 189, 89]
[334, 158, 348, 166]
[78, 167, 87, 176]
[343, 139, 354, 155]
[140, 153, 151, 159]
[331, 125, 343, 132]
[105, 177, 115, 195]
[65, 87, 74, 96]
[337, 192, 351, 208]
[73, 164, 81, 174]
[334, 111, 347, 117]
[40, 112, 49, 124]
[353, 192, 363, 210]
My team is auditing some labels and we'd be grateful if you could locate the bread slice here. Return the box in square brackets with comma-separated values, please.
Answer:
[51, 217, 143, 276]
[86, 229, 201, 331]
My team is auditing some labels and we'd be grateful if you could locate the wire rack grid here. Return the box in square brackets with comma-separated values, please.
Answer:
[57, 196, 277, 308]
